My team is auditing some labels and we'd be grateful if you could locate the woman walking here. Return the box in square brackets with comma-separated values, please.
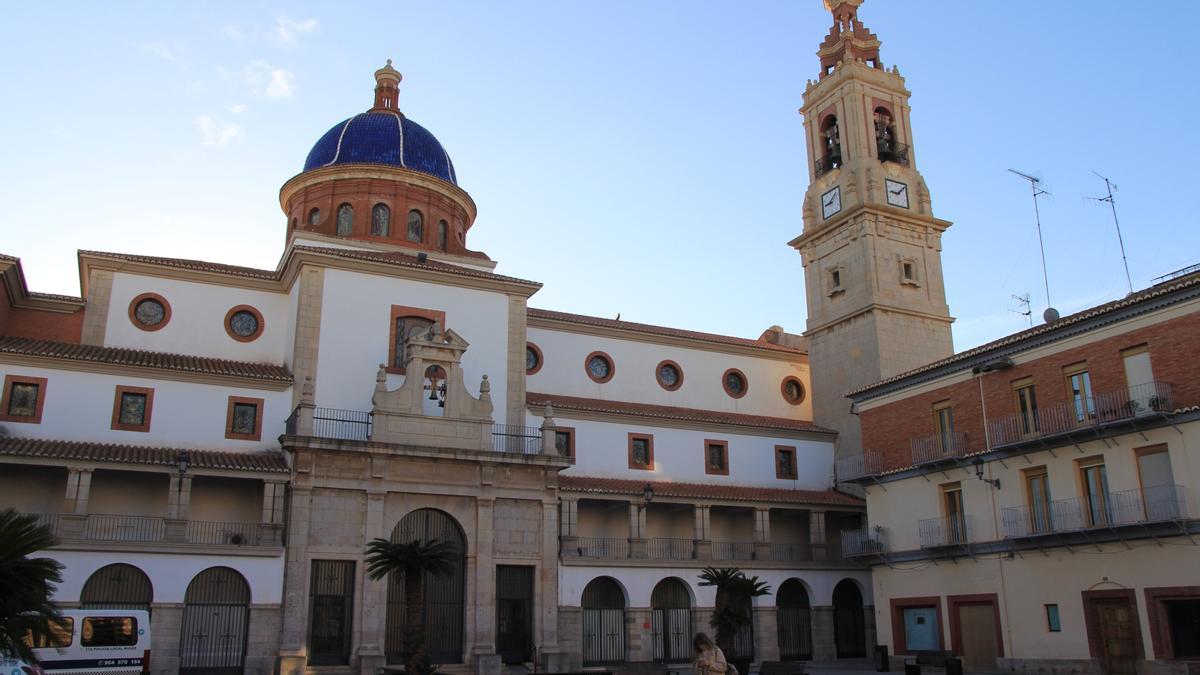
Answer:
[693, 633, 729, 675]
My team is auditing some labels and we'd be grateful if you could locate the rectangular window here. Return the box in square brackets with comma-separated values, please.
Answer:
[1064, 363, 1095, 424]
[1013, 378, 1039, 436]
[942, 482, 966, 543]
[225, 396, 265, 441]
[81, 617, 138, 647]
[933, 400, 956, 455]
[1079, 459, 1111, 527]
[0, 374, 48, 423]
[111, 385, 154, 432]
[1024, 467, 1052, 534]
[775, 445, 798, 479]
[1045, 604, 1061, 632]
[831, 269, 841, 288]
[554, 427, 575, 458]
[705, 440, 729, 476]
[1136, 445, 1179, 520]
[628, 433, 654, 470]
[26, 617, 73, 648]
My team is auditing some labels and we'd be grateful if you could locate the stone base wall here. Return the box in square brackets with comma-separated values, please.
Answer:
[145, 603, 281, 675]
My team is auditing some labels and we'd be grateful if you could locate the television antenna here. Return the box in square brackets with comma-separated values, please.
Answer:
[1083, 171, 1133, 294]
[1010, 293, 1032, 328]
[1008, 169, 1057, 322]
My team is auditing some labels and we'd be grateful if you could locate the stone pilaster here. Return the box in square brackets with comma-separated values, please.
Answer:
[625, 607, 652, 663]
[290, 266, 325, 410]
[810, 510, 827, 561]
[506, 295, 528, 427]
[472, 497, 497, 663]
[539, 501, 565, 671]
[754, 606, 780, 663]
[277, 486, 312, 675]
[168, 474, 193, 520]
[629, 501, 647, 559]
[80, 268, 113, 346]
[694, 505, 712, 560]
[263, 481, 287, 524]
[65, 468, 92, 514]
[357, 490, 387, 675]
[811, 606, 835, 663]
[753, 507, 772, 561]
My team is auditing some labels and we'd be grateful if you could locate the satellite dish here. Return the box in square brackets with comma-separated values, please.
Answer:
[1043, 307, 1060, 323]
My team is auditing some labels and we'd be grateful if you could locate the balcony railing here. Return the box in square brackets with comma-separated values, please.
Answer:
[34, 513, 280, 547]
[918, 515, 973, 548]
[989, 381, 1175, 449]
[877, 140, 910, 166]
[814, 153, 843, 178]
[911, 431, 971, 466]
[285, 406, 372, 441]
[767, 542, 812, 562]
[1002, 485, 1188, 538]
[575, 536, 630, 559]
[836, 450, 884, 480]
[842, 528, 888, 557]
[492, 424, 543, 454]
[711, 540, 755, 560]
[647, 538, 695, 560]
[186, 519, 282, 546]
[84, 514, 166, 542]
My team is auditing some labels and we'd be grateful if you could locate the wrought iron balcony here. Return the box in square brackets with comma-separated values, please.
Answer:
[836, 449, 884, 480]
[877, 140, 910, 166]
[814, 153, 843, 178]
[33, 513, 282, 547]
[574, 536, 630, 559]
[710, 540, 756, 560]
[842, 527, 888, 557]
[767, 542, 812, 562]
[1001, 485, 1188, 539]
[491, 424, 544, 454]
[911, 431, 971, 466]
[647, 537, 695, 560]
[988, 381, 1175, 449]
[285, 406, 372, 441]
[918, 515, 973, 548]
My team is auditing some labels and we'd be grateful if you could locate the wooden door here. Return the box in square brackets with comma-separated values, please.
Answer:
[1097, 601, 1137, 675]
[957, 603, 999, 671]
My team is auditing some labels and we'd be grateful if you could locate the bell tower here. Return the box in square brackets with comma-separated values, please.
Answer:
[790, 0, 955, 458]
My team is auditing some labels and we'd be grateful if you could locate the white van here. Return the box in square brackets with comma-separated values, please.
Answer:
[1, 609, 151, 675]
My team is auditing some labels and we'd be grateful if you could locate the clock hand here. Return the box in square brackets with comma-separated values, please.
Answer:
[889, 187, 904, 194]
[824, 195, 835, 206]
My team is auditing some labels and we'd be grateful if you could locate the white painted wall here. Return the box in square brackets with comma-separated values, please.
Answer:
[48, 550, 284, 604]
[105, 273, 289, 364]
[536, 415, 834, 490]
[0, 364, 290, 450]
[314, 268, 511, 421]
[559, 567, 872, 608]
[527, 326, 812, 420]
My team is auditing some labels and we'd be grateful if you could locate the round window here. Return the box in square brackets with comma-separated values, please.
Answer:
[656, 360, 683, 391]
[229, 310, 260, 337]
[134, 298, 165, 327]
[782, 377, 806, 405]
[722, 369, 748, 398]
[525, 343, 543, 374]
[585, 352, 614, 383]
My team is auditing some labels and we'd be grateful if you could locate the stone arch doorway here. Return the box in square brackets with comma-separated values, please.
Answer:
[581, 577, 626, 666]
[385, 508, 466, 665]
[179, 567, 251, 675]
[651, 578, 692, 663]
[833, 579, 866, 658]
[81, 563, 153, 610]
[777, 579, 812, 661]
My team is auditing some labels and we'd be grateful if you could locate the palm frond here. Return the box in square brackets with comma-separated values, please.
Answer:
[0, 508, 64, 663]
[364, 537, 459, 581]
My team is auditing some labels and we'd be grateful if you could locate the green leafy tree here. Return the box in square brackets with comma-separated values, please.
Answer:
[365, 538, 458, 675]
[0, 508, 64, 664]
[697, 567, 771, 659]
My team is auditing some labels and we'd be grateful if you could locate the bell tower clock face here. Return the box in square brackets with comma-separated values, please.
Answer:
[821, 186, 842, 220]
[885, 179, 910, 209]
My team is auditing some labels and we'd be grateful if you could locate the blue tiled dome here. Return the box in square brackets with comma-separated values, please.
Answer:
[303, 112, 457, 185]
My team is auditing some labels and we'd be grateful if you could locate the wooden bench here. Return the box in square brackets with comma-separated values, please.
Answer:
[903, 651, 961, 675]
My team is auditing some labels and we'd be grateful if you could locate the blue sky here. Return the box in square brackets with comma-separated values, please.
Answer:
[1, 2, 1195, 351]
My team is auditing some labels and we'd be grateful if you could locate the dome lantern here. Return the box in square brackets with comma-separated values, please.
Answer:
[373, 59, 402, 111]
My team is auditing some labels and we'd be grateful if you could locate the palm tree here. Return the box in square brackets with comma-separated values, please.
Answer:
[697, 567, 771, 661]
[0, 508, 64, 664]
[365, 538, 458, 675]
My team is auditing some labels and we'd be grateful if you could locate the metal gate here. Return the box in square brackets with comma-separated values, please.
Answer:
[385, 509, 466, 665]
[777, 579, 812, 661]
[651, 578, 692, 663]
[582, 577, 625, 666]
[308, 560, 355, 666]
[496, 566, 534, 664]
[833, 579, 866, 659]
[179, 567, 250, 675]
[81, 564, 153, 610]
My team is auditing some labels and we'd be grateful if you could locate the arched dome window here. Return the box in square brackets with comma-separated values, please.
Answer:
[407, 210, 424, 243]
[372, 204, 391, 236]
[308, 208, 321, 226]
[336, 204, 354, 236]
[437, 220, 448, 251]
[820, 115, 841, 173]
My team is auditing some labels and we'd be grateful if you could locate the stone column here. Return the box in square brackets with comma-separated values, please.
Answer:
[753, 508, 772, 561]
[167, 474, 193, 520]
[559, 498, 578, 557]
[694, 505, 712, 560]
[754, 606, 780, 663]
[473, 498, 500, 675]
[357, 490, 387, 675]
[810, 606, 835, 663]
[809, 510, 827, 561]
[277, 486, 313, 675]
[540, 501, 566, 672]
[65, 468, 93, 514]
[629, 501, 647, 559]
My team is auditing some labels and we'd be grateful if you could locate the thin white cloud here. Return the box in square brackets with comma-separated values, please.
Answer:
[272, 16, 319, 48]
[227, 103, 247, 114]
[140, 42, 179, 61]
[244, 61, 296, 99]
[194, 115, 245, 148]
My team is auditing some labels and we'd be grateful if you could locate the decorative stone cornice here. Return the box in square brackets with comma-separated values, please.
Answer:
[278, 164, 477, 225]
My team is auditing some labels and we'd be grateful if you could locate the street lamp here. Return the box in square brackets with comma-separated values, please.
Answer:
[973, 458, 1000, 489]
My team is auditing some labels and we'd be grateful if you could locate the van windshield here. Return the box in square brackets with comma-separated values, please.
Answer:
[81, 617, 138, 647]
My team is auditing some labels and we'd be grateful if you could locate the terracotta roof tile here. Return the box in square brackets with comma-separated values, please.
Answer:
[849, 271, 1200, 398]
[528, 392, 834, 435]
[0, 337, 293, 383]
[560, 475, 863, 506]
[528, 308, 806, 355]
[0, 437, 290, 473]
[80, 250, 279, 279]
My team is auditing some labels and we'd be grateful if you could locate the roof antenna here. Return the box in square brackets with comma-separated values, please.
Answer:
[1083, 171, 1133, 295]
[1008, 169, 1058, 322]
[1010, 293, 1032, 328]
